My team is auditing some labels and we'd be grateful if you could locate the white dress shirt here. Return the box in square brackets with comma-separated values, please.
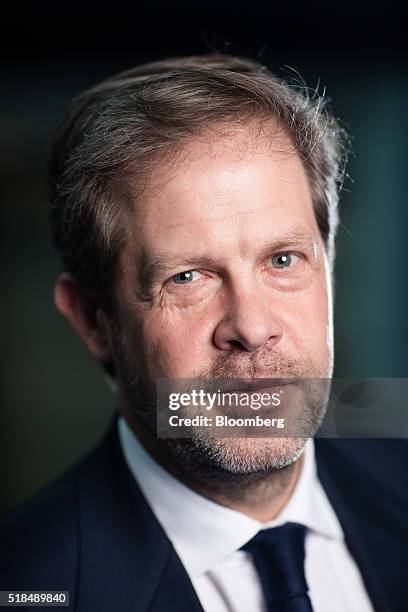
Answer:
[118, 417, 374, 612]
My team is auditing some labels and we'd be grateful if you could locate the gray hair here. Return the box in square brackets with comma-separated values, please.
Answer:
[48, 54, 349, 312]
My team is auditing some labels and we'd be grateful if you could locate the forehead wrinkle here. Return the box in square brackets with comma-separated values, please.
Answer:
[154, 203, 285, 233]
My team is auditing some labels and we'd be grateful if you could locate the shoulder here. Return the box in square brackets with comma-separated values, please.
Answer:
[0, 415, 155, 595]
[0, 454, 85, 590]
[315, 437, 408, 480]
[315, 437, 408, 521]
[0, 430, 110, 592]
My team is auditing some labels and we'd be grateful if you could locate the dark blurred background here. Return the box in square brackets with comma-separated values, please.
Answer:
[1, 8, 407, 517]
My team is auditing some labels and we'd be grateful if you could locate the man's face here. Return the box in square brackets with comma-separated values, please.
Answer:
[112, 124, 333, 474]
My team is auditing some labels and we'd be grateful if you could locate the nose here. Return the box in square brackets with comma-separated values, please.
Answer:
[213, 283, 283, 352]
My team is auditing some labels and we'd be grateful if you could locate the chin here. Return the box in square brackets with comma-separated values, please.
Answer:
[193, 436, 308, 474]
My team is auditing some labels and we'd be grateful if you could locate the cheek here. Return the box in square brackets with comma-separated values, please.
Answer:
[142, 308, 217, 379]
[286, 278, 331, 370]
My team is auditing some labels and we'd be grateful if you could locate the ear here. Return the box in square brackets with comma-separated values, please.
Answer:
[54, 272, 113, 363]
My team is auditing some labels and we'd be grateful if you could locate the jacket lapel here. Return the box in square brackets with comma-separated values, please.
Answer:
[147, 548, 204, 612]
[76, 416, 203, 612]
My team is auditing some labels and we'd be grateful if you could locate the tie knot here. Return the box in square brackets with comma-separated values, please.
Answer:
[241, 522, 312, 610]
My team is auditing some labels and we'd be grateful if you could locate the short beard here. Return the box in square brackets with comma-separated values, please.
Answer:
[157, 436, 310, 498]
[112, 326, 331, 488]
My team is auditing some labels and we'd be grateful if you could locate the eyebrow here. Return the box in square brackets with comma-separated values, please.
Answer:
[138, 230, 318, 294]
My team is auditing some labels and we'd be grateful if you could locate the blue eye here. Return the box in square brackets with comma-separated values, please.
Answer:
[172, 270, 202, 284]
[271, 252, 296, 268]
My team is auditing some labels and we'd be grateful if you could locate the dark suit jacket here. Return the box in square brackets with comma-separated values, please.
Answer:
[1, 414, 407, 612]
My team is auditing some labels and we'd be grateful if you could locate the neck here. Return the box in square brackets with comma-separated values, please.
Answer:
[122, 410, 304, 523]
[181, 454, 304, 522]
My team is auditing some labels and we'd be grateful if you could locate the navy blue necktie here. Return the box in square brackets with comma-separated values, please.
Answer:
[241, 522, 313, 611]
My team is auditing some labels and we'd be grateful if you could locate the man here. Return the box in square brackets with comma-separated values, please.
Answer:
[1, 55, 407, 611]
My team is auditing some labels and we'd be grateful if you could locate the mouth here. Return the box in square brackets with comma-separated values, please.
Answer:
[215, 378, 298, 393]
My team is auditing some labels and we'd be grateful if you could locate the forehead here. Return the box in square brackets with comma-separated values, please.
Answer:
[124, 126, 319, 263]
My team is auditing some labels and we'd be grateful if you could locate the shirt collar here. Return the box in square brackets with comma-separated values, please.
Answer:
[118, 416, 343, 578]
